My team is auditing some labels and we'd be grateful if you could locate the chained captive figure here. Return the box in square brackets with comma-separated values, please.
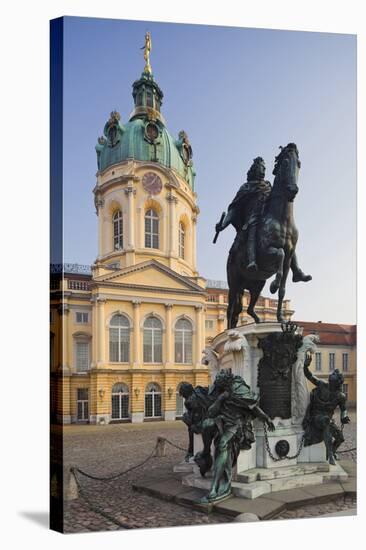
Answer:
[195, 370, 275, 503]
[216, 157, 271, 271]
[302, 353, 350, 465]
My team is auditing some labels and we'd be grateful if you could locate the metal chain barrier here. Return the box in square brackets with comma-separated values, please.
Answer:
[69, 435, 188, 529]
[72, 468, 133, 530]
[262, 422, 305, 462]
[263, 422, 356, 461]
[72, 437, 187, 482]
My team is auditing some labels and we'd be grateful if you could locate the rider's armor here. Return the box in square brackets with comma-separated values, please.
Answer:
[225, 157, 271, 270]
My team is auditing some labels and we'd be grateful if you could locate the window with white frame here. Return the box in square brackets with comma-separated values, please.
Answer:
[175, 318, 193, 364]
[315, 352, 322, 371]
[176, 383, 186, 418]
[144, 383, 162, 418]
[111, 383, 129, 420]
[145, 209, 159, 249]
[342, 383, 349, 401]
[329, 352, 335, 371]
[76, 311, 89, 324]
[77, 388, 89, 421]
[75, 339, 90, 372]
[143, 316, 162, 363]
[205, 320, 214, 330]
[342, 353, 349, 372]
[113, 210, 123, 250]
[178, 222, 185, 259]
[109, 314, 130, 362]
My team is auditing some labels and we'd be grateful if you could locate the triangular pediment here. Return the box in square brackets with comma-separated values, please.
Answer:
[94, 260, 204, 293]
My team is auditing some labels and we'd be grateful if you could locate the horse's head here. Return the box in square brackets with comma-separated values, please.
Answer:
[272, 143, 301, 201]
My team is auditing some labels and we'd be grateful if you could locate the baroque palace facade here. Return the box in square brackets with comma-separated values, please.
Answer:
[50, 40, 356, 425]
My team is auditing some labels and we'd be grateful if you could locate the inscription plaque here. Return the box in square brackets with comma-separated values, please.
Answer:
[257, 324, 303, 419]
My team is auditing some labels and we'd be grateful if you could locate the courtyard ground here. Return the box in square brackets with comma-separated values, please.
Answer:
[59, 411, 356, 533]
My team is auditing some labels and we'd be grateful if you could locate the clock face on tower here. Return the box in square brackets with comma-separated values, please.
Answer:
[142, 172, 163, 195]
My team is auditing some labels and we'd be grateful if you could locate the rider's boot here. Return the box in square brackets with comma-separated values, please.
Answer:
[292, 269, 312, 282]
[246, 228, 258, 272]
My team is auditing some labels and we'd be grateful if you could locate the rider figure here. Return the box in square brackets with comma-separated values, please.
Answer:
[216, 157, 271, 271]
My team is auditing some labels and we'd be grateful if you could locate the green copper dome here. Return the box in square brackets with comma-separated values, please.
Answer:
[96, 71, 196, 189]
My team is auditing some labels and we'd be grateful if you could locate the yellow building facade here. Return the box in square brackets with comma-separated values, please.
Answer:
[50, 40, 356, 425]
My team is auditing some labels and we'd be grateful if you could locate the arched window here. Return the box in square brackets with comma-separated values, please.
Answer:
[145, 209, 159, 249]
[175, 319, 193, 364]
[109, 314, 130, 362]
[145, 383, 162, 418]
[146, 90, 153, 108]
[178, 222, 185, 259]
[111, 383, 129, 420]
[176, 382, 185, 418]
[143, 316, 162, 363]
[113, 210, 123, 250]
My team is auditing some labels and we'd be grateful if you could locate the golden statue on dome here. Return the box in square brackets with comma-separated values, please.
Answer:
[142, 31, 152, 74]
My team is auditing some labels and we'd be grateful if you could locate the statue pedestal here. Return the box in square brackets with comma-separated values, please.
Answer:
[182, 322, 348, 499]
[204, 322, 328, 469]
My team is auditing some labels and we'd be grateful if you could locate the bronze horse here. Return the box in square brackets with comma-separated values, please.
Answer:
[226, 143, 311, 327]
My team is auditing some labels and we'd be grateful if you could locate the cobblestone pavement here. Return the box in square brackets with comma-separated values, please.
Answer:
[60, 411, 356, 533]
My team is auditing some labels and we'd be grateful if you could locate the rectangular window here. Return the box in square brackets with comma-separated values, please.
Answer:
[342, 353, 349, 372]
[76, 341, 89, 372]
[76, 312, 89, 324]
[205, 320, 214, 330]
[77, 388, 89, 421]
[342, 383, 349, 401]
[315, 352, 322, 371]
[329, 352, 335, 371]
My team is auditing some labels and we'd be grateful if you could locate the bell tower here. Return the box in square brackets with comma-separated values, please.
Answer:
[93, 33, 200, 279]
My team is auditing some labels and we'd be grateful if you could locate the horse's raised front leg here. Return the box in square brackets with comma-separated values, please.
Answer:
[276, 255, 291, 323]
[291, 251, 312, 283]
[247, 280, 266, 323]
[268, 247, 285, 294]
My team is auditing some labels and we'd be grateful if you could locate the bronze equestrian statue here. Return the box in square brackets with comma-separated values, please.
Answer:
[215, 143, 311, 327]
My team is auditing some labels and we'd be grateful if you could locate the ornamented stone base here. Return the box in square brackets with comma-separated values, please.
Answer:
[182, 462, 348, 500]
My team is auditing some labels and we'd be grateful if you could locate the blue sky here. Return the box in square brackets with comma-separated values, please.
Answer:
[62, 17, 356, 323]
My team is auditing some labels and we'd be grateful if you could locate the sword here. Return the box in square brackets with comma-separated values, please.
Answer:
[213, 212, 226, 244]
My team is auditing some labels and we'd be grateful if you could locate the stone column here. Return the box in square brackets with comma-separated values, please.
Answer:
[131, 373, 144, 423]
[95, 196, 105, 258]
[58, 303, 70, 371]
[132, 300, 141, 367]
[96, 297, 106, 367]
[191, 214, 197, 271]
[90, 297, 97, 368]
[165, 303, 173, 367]
[217, 313, 225, 334]
[124, 186, 136, 266]
[167, 192, 178, 259]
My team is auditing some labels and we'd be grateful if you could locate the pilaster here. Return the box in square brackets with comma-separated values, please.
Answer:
[167, 192, 178, 262]
[132, 299, 141, 367]
[125, 185, 137, 266]
[96, 297, 106, 367]
[164, 302, 173, 367]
